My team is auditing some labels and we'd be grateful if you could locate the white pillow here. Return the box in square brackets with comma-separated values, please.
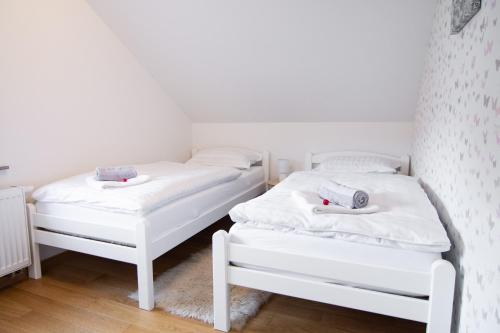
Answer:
[316, 156, 399, 174]
[212, 147, 263, 164]
[188, 147, 262, 169]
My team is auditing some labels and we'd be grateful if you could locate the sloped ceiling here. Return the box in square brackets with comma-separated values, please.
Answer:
[87, 0, 436, 122]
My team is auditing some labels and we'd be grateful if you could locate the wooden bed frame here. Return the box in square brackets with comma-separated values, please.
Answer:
[212, 151, 455, 333]
[27, 149, 269, 311]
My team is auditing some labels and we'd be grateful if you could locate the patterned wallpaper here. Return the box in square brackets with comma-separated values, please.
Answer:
[412, 0, 500, 332]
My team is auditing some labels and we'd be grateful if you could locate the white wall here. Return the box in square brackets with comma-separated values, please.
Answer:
[412, 1, 500, 331]
[87, 0, 436, 122]
[193, 122, 413, 179]
[0, 0, 192, 259]
[0, 0, 192, 190]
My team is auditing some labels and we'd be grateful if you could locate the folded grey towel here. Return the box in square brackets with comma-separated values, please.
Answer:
[95, 166, 138, 181]
[318, 180, 369, 209]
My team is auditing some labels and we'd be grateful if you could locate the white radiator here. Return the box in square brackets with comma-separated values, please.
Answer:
[0, 187, 31, 277]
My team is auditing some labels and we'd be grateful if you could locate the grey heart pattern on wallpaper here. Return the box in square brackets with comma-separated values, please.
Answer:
[412, 0, 500, 332]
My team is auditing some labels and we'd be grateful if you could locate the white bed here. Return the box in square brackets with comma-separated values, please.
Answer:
[212, 151, 455, 333]
[27, 148, 269, 311]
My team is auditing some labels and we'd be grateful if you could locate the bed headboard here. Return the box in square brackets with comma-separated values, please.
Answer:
[191, 147, 270, 183]
[305, 151, 410, 176]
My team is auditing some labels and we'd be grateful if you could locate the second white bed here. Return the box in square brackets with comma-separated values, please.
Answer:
[213, 152, 455, 333]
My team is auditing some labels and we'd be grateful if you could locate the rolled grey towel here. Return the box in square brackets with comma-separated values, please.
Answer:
[95, 166, 137, 181]
[318, 180, 369, 209]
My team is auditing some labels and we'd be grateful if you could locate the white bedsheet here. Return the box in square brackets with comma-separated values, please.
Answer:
[229, 171, 451, 252]
[33, 161, 241, 215]
[35, 167, 265, 244]
[229, 223, 441, 296]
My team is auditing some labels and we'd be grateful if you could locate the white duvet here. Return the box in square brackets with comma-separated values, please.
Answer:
[33, 161, 241, 215]
[229, 171, 451, 252]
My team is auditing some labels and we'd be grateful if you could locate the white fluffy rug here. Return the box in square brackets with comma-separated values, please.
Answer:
[129, 247, 271, 330]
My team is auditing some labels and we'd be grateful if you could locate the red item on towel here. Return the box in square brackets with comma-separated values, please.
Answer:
[323, 199, 330, 206]
[122, 178, 128, 182]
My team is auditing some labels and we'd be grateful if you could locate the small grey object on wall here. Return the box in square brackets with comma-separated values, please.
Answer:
[451, 0, 481, 34]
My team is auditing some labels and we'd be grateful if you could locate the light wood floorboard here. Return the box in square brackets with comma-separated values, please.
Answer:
[0, 218, 425, 333]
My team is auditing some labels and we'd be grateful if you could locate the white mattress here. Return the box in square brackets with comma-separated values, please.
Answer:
[33, 161, 243, 215]
[230, 171, 451, 252]
[229, 223, 441, 296]
[36, 166, 265, 244]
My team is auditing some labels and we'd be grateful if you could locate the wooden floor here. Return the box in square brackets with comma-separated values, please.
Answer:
[0, 218, 425, 333]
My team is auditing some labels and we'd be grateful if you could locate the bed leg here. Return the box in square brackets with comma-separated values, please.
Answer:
[27, 204, 42, 279]
[137, 219, 154, 311]
[426, 260, 455, 333]
[213, 230, 230, 332]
